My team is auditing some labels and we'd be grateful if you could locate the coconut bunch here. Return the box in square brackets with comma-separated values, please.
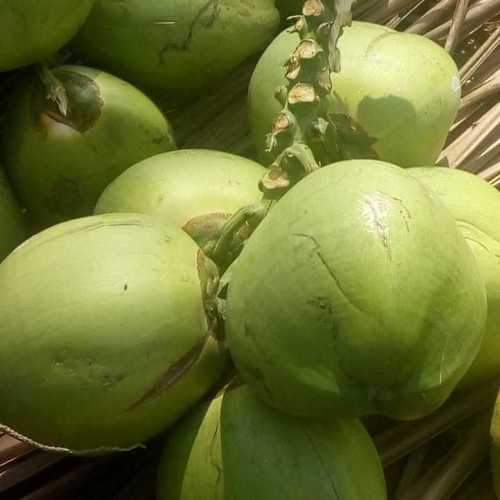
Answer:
[0, 0, 499, 499]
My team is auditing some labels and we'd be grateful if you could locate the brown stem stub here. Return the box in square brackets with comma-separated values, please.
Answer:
[289, 15, 307, 33]
[288, 83, 318, 104]
[303, 0, 326, 17]
[295, 39, 323, 60]
[261, 167, 290, 192]
[317, 21, 333, 39]
[273, 111, 295, 134]
[285, 57, 301, 80]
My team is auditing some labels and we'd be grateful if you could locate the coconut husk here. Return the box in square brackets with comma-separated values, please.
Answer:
[0, 1, 498, 499]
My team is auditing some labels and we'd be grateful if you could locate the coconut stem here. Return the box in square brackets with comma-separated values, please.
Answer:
[209, 1, 355, 267]
[262, 0, 356, 198]
[207, 200, 273, 271]
[374, 380, 498, 467]
[37, 63, 68, 118]
[397, 411, 492, 500]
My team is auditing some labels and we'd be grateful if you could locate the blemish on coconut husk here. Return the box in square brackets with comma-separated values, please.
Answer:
[362, 194, 392, 260]
[293, 231, 367, 316]
[32, 69, 103, 134]
[158, 0, 220, 63]
[128, 336, 208, 411]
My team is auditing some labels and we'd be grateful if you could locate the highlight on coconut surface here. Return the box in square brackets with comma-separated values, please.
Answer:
[0, 0, 498, 498]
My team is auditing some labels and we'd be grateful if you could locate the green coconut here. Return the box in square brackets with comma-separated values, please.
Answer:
[0, 168, 26, 261]
[0, 213, 226, 453]
[0, 1, 95, 72]
[2, 65, 176, 230]
[225, 160, 486, 421]
[158, 383, 387, 500]
[249, 21, 460, 167]
[71, 0, 280, 103]
[409, 167, 500, 390]
[95, 149, 265, 247]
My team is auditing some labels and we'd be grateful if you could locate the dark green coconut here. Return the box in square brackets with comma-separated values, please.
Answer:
[0, 0, 95, 72]
[71, 0, 280, 103]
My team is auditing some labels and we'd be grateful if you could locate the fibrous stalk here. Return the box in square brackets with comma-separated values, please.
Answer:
[209, 0, 354, 267]
[262, 0, 355, 198]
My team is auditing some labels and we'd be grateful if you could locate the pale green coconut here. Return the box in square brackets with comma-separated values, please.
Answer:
[225, 160, 486, 421]
[2, 65, 176, 230]
[158, 383, 387, 500]
[0, 0, 95, 72]
[409, 167, 500, 390]
[0, 213, 226, 453]
[0, 168, 26, 261]
[249, 21, 460, 167]
[95, 149, 265, 247]
[71, 0, 280, 103]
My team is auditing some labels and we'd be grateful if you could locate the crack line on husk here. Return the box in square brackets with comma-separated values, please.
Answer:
[293, 232, 367, 317]
[127, 336, 208, 410]
[158, 0, 219, 63]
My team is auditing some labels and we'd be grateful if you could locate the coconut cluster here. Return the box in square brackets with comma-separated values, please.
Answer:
[0, 1, 498, 499]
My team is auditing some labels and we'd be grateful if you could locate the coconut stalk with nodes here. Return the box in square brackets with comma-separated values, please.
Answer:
[209, 0, 355, 269]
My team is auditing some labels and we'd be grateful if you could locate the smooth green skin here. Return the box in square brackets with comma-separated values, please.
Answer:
[95, 149, 265, 245]
[0, 168, 26, 261]
[0, 213, 226, 452]
[71, 0, 280, 103]
[0, 0, 95, 72]
[249, 21, 461, 167]
[158, 384, 387, 500]
[2, 65, 175, 230]
[226, 160, 486, 421]
[409, 167, 500, 390]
